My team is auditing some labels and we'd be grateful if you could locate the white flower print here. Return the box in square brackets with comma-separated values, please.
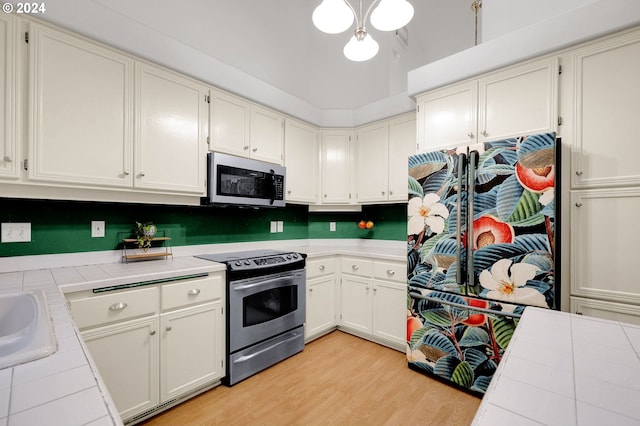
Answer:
[479, 259, 547, 308]
[408, 193, 450, 236]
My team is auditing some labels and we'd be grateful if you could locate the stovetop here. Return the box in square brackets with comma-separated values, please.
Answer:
[195, 249, 305, 273]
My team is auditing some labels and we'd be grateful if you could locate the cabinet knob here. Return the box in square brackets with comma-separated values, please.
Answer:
[352, 265, 359, 271]
[166, 326, 173, 331]
[575, 311, 583, 315]
[324, 194, 327, 198]
[109, 302, 127, 311]
[387, 269, 395, 276]
[3, 156, 11, 162]
[381, 191, 385, 196]
[287, 190, 292, 194]
[123, 171, 130, 176]
[244, 145, 249, 150]
[373, 288, 377, 294]
[150, 330, 156, 336]
[389, 191, 393, 195]
[319, 265, 325, 271]
[576, 170, 583, 176]
[365, 286, 369, 292]
[467, 132, 474, 138]
[481, 130, 488, 137]
[137, 173, 145, 178]
[575, 202, 582, 207]
[309, 288, 313, 293]
[187, 288, 201, 296]
[252, 147, 258, 152]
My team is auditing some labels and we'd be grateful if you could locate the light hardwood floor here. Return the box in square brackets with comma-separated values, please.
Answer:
[142, 331, 481, 425]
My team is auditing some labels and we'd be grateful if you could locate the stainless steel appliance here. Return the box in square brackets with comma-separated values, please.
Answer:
[205, 152, 286, 208]
[196, 249, 305, 385]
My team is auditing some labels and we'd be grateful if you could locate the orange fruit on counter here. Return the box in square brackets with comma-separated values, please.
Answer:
[358, 220, 366, 229]
[366, 221, 374, 229]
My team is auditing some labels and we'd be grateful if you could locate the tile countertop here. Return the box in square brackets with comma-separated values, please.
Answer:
[472, 307, 640, 425]
[0, 239, 404, 426]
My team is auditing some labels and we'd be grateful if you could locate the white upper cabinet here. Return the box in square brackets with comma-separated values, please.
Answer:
[135, 63, 207, 194]
[417, 81, 477, 151]
[28, 23, 134, 187]
[249, 105, 284, 165]
[568, 29, 640, 189]
[319, 129, 354, 204]
[417, 56, 558, 151]
[388, 113, 416, 202]
[284, 118, 318, 203]
[208, 89, 251, 158]
[477, 57, 558, 142]
[209, 90, 284, 165]
[356, 120, 389, 203]
[0, 15, 18, 180]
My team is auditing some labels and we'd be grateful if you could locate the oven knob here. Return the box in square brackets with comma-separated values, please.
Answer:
[234, 261, 242, 266]
[244, 260, 251, 265]
[292, 253, 299, 259]
[286, 254, 292, 259]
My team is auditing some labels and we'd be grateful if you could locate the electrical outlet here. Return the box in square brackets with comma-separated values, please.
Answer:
[1, 223, 31, 243]
[330, 222, 336, 232]
[277, 221, 284, 233]
[91, 221, 105, 238]
[270, 221, 277, 233]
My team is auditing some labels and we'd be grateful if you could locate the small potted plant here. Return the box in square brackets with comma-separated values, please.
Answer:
[134, 221, 156, 252]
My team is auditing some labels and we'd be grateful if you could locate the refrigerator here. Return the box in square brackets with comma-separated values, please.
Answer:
[406, 131, 558, 395]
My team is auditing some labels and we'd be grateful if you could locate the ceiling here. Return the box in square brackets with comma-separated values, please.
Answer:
[38, 0, 477, 120]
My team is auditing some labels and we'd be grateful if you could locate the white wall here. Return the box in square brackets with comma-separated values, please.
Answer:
[482, 0, 600, 41]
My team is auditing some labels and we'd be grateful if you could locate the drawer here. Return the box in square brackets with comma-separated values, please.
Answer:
[69, 286, 158, 329]
[373, 260, 405, 283]
[306, 257, 337, 279]
[341, 256, 373, 277]
[161, 274, 223, 310]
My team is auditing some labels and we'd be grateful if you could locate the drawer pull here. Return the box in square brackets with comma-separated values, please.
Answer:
[109, 302, 127, 311]
[166, 326, 173, 331]
[387, 269, 396, 276]
[187, 288, 201, 296]
[150, 330, 156, 336]
[352, 265, 359, 271]
[318, 265, 325, 271]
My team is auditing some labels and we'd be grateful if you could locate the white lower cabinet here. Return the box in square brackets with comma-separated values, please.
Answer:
[67, 273, 225, 423]
[305, 257, 337, 342]
[339, 257, 405, 350]
[571, 297, 640, 326]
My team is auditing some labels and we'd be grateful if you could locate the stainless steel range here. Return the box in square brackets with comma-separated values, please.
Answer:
[196, 249, 306, 386]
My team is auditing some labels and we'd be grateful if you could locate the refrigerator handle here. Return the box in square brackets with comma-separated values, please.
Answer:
[467, 150, 479, 290]
[456, 153, 467, 286]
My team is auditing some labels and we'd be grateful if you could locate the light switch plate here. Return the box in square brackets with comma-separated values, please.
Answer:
[277, 221, 284, 233]
[330, 222, 336, 232]
[270, 221, 277, 233]
[1, 223, 31, 243]
[91, 221, 105, 238]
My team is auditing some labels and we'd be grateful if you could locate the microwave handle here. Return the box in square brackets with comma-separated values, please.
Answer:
[269, 169, 276, 205]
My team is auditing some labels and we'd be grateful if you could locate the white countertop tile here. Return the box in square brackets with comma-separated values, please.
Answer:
[575, 374, 640, 420]
[576, 401, 640, 426]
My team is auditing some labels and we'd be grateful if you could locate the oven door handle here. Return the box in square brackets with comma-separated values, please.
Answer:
[232, 275, 294, 291]
[232, 332, 302, 364]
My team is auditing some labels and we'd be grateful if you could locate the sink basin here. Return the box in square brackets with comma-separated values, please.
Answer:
[0, 291, 57, 369]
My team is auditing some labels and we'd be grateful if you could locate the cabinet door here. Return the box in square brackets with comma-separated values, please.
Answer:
[340, 275, 372, 335]
[356, 121, 389, 203]
[372, 280, 406, 349]
[284, 118, 318, 203]
[320, 130, 353, 204]
[82, 316, 159, 421]
[416, 81, 477, 152]
[571, 189, 640, 305]
[306, 275, 336, 341]
[160, 301, 223, 402]
[209, 89, 250, 157]
[388, 114, 416, 201]
[28, 24, 133, 187]
[250, 105, 284, 165]
[478, 57, 558, 142]
[571, 297, 640, 326]
[135, 63, 207, 194]
[0, 15, 18, 179]
[569, 30, 640, 188]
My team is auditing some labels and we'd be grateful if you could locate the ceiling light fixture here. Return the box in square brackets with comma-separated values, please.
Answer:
[312, 0, 415, 62]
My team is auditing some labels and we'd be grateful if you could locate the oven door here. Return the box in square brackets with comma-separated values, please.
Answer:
[228, 269, 305, 353]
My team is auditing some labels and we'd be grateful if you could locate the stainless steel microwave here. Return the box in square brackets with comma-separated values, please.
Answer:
[205, 152, 286, 208]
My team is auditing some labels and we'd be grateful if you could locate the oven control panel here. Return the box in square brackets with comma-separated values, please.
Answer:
[228, 252, 302, 272]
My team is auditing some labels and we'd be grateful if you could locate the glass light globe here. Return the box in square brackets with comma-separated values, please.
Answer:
[343, 30, 379, 62]
[312, 0, 354, 34]
[370, 0, 414, 32]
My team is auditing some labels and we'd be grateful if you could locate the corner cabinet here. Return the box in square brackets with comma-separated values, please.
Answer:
[67, 273, 225, 423]
[0, 14, 19, 180]
[319, 129, 355, 204]
[284, 118, 318, 204]
[417, 56, 559, 151]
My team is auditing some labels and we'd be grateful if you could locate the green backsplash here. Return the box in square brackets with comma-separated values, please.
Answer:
[0, 198, 406, 257]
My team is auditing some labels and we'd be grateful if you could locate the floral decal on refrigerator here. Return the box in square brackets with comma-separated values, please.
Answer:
[407, 132, 556, 394]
